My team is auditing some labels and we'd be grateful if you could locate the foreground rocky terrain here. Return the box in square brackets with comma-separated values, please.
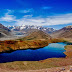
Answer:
[0, 65, 72, 72]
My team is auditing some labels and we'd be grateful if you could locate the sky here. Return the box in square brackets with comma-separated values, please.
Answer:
[0, 0, 72, 29]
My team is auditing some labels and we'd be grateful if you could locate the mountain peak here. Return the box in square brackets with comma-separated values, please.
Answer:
[20, 30, 52, 40]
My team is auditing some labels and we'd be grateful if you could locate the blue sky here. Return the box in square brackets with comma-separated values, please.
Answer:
[0, 0, 72, 29]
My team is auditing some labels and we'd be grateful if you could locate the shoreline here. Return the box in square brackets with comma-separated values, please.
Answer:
[0, 40, 49, 53]
[0, 38, 64, 53]
[0, 38, 71, 58]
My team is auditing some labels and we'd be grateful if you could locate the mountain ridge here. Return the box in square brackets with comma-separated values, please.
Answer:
[51, 25, 72, 38]
[7, 25, 56, 35]
[0, 23, 11, 38]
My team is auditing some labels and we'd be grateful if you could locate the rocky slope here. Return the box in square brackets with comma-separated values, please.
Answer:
[19, 30, 52, 41]
[51, 25, 72, 38]
[0, 23, 11, 38]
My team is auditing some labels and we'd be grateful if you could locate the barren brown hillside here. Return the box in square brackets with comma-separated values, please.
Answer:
[0, 23, 11, 37]
[51, 25, 72, 38]
[19, 30, 52, 41]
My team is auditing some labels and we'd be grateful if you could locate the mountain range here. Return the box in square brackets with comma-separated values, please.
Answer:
[7, 25, 56, 35]
[0, 23, 72, 40]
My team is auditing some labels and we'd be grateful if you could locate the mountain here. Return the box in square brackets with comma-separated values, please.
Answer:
[51, 25, 72, 38]
[7, 25, 56, 35]
[19, 30, 52, 40]
[0, 23, 11, 37]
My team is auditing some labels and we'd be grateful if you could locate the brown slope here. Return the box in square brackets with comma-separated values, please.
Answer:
[20, 30, 51, 40]
[51, 25, 72, 38]
[0, 23, 11, 37]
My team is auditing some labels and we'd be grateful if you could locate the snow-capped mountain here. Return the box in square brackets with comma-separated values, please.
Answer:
[7, 25, 56, 34]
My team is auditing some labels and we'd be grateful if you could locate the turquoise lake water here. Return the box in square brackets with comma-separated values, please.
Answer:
[0, 42, 66, 63]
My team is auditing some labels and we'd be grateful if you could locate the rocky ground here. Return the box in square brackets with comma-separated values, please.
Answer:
[0, 65, 72, 72]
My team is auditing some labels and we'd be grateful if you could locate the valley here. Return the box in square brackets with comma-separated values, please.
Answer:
[0, 24, 72, 72]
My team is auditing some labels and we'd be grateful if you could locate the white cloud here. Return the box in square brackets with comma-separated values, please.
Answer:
[1, 10, 72, 26]
[0, 9, 16, 22]
[15, 17, 46, 26]
[46, 13, 72, 25]
[0, 14, 16, 22]
[23, 14, 33, 18]
[15, 13, 72, 26]
[19, 8, 33, 13]
[6, 9, 14, 14]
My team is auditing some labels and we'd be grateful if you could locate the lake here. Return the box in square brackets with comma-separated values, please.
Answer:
[0, 42, 66, 63]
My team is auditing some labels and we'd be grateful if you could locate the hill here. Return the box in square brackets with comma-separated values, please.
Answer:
[19, 30, 52, 41]
[0, 23, 11, 38]
[51, 25, 72, 38]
